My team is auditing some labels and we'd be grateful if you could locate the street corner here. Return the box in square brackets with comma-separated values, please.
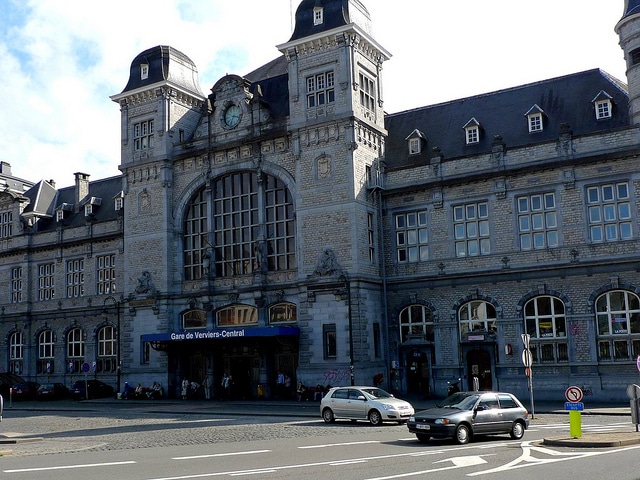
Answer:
[542, 432, 640, 448]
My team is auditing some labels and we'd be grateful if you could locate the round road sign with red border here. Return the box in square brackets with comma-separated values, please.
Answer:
[565, 386, 583, 403]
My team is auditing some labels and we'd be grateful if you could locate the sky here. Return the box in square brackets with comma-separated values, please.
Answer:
[0, 1, 630, 188]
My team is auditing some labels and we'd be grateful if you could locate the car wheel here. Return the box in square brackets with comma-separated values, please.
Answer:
[368, 409, 382, 426]
[455, 424, 471, 444]
[510, 421, 525, 440]
[416, 433, 431, 443]
[322, 408, 335, 423]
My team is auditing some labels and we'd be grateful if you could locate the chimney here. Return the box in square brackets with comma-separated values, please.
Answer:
[0, 161, 11, 175]
[74, 172, 90, 212]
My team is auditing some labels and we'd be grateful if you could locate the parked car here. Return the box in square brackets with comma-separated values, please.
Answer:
[320, 386, 414, 425]
[407, 391, 530, 445]
[0, 373, 26, 398]
[37, 382, 70, 401]
[71, 380, 114, 400]
[10, 381, 40, 400]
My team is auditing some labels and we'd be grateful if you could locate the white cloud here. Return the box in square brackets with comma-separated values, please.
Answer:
[0, 0, 628, 186]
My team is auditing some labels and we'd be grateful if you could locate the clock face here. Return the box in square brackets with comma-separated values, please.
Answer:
[224, 104, 241, 128]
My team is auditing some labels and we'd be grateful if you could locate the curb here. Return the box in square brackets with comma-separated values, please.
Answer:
[543, 432, 640, 448]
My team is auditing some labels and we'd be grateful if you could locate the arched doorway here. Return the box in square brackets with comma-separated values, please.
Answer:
[466, 349, 492, 391]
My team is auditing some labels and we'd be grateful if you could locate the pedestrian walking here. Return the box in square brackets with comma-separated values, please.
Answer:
[181, 378, 189, 400]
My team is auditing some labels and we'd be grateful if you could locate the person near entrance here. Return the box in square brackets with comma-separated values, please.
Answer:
[221, 373, 232, 400]
[203, 375, 213, 400]
[181, 378, 189, 400]
[276, 371, 285, 397]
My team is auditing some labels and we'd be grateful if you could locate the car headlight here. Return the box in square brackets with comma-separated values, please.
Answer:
[434, 418, 451, 425]
[380, 403, 394, 410]
[409, 416, 415, 422]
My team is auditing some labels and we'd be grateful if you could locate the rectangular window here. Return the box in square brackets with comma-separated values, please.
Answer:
[517, 193, 558, 250]
[409, 138, 421, 155]
[454, 201, 490, 257]
[528, 113, 543, 132]
[66, 259, 85, 298]
[323, 324, 337, 359]
[38, 263, 55, 301]
[97, 254, 116, 295]
[134, 119, 154, 151]
[595, 100, 612, 119]
[0, 211, 12, 237]
[395, 210, 429, 263]
[359, 72, 376, 112]
[466, 126, 479, 144]
[367, 212, 376, 263]
[306, 71, 335, 108]
[11, 267, 22, 303]
[587, 182, 632, 243]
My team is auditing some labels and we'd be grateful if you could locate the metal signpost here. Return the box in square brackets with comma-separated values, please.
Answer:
[565, 386, 584, 438]
[521, 334, 535, 419]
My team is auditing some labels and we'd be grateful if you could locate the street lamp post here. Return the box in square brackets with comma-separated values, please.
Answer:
[104, 296, 121, 394]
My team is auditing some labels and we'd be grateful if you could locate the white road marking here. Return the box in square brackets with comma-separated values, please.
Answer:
[173, 450, 271, 460]
[4, 461, 136, 473]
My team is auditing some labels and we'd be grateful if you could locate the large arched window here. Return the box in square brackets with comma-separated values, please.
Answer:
[524, 296, 568, 363]
[183, 172, 295, 279]
[399, 305, 434, 343]
[97, 326, 117, 373]
[9, 331, 23, 374]
[459, 300, 497, 341]
[67, 327, 85, 373]
[596, 290, 640, 361]
[38, 329, 55, 374]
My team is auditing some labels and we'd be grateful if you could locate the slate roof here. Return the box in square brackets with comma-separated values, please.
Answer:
[117, 45, 204, 98]
[23, 176, 123, 232]
[623, 0, 640, 18]
[384, 69, 629, 170]
[288, 0, 371, 42]
[245, 56, 290, 120]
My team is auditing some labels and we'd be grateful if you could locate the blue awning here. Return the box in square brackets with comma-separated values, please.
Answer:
[141, 326, 299, 343]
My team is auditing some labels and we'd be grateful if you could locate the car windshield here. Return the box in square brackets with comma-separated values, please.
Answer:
[436, 392, 480, 410]
[361, 388, 393, 399]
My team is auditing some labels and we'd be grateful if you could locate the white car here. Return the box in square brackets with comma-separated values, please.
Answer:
[320, 386, 414, 425]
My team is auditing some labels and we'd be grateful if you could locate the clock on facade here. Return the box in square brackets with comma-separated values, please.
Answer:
[223, 104, 241, 128]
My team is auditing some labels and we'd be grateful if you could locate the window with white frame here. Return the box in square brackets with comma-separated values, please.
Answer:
[140, 63, 149, 80]
[0, 211, 12, 237]
[454, 201, 490, 257]
[359, 72, 376, 112]
[409, 137, 421, 155]
[56, 210, 64, 222]
[459, 300, 497, 340]
[395, 210, 428, 263]
[9, 331, 23, 374]
[134, 119, 154, 151]
[11, 267, 22, 303]
[524, 296, 568, 363]
[67, 327, 85, 373]
[528, 112, 543, 132]
[97, 254, 116, 295]
[38, 263, 55, 300]
[466, 126, 479, 144]
[115, 196, 123, 211]
[313, 6, 323, 25]
[66, 259, 85, 298]
[97, 326, 117, 373]
[399, 305, 434, 343]
[517, 192, 558, 250]
[595, 99, 612, 119]
[38, 330, 55, 374]
[596, 290, 640, 361]
[306, 71, 335, 108]
[587, 182, 632, 242]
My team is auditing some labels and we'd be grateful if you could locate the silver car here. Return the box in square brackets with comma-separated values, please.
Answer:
[320, 386, 414, 425]
[407, 391, 530, 444]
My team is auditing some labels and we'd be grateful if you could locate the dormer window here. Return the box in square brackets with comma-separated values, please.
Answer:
[83, 197, 102, 217]
[56, 210, 65, 222]
[592, 91, 613, 120]
[56, 202, 73, 222]
[141, 63, 149, 80]
[114, 194, 124, 211]
[463, 118, 481, 145]
[405, 129, 426, 155]
[313, 6, 323, 25]
[85, 204, 93, 216]
[525, 105, 545, 133]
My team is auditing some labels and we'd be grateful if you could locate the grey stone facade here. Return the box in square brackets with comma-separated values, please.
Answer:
[1, 1, 640, 403]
